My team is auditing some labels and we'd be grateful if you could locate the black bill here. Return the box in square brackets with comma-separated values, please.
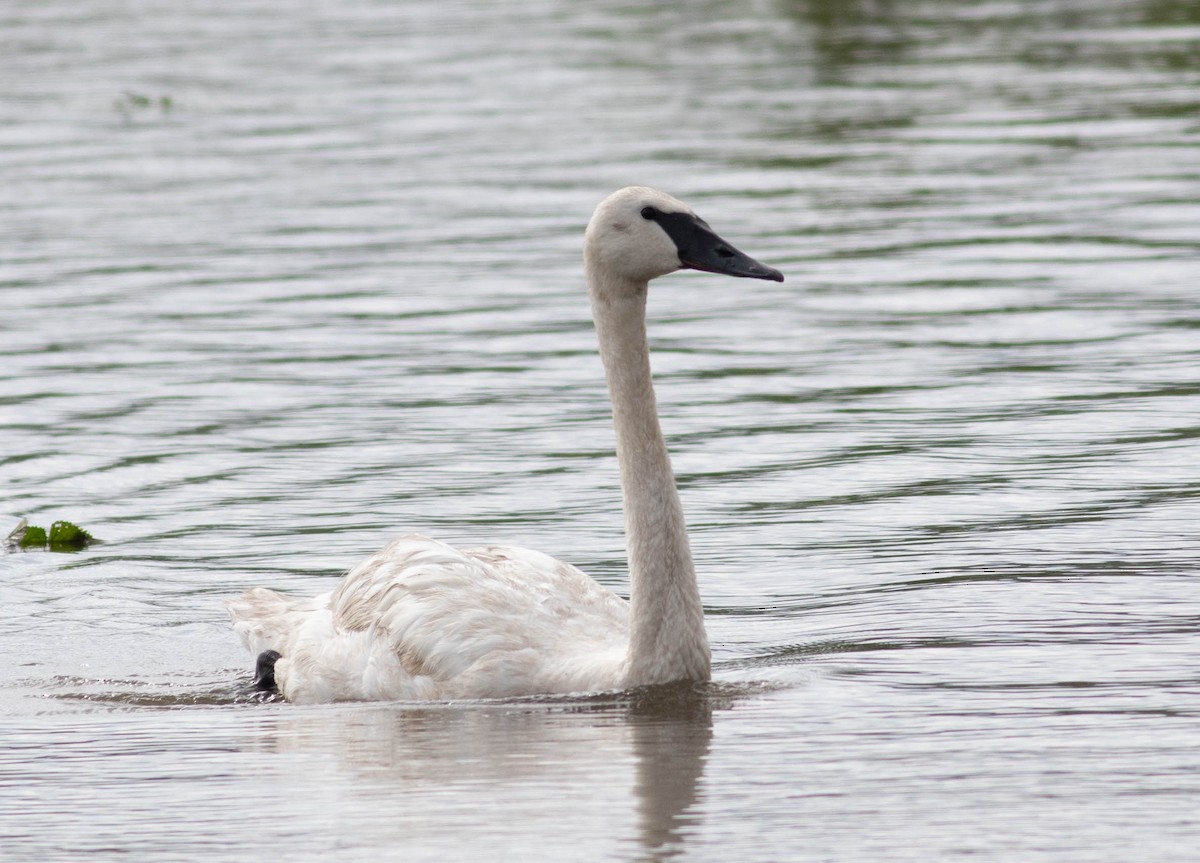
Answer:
[643, 207, 785, 283]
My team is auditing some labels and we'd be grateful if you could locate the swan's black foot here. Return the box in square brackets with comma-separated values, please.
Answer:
[253, 650, 282, 691]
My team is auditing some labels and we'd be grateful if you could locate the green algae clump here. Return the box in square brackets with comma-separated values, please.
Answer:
[19, 524, 48, 548]
[8, 519, 95, 552]
[48, 521, 94, 551]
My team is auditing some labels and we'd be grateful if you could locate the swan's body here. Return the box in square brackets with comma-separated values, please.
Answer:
[228, 186, 783, 703]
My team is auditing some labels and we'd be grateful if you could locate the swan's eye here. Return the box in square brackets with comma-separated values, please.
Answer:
[640, 207, 656, 220]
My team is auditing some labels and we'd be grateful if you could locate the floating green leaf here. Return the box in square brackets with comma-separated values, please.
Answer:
[7, 519, 96, 552]
[48, 520, 94, 551]
[19, 524, 47, 549]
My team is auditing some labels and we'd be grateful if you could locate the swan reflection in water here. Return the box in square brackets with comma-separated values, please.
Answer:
[253, 683, 719, 859]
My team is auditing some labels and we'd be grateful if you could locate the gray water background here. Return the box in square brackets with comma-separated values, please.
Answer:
[2, 0, 1200, 860]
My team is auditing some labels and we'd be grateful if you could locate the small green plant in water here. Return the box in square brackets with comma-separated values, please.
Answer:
[48, 521, 94, 550]
[19, 524, 48, 548]
[114, 91, 175, 123]
[9, 519, 95, 551]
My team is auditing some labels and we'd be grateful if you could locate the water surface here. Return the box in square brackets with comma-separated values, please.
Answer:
[2, 0, 1200, 860]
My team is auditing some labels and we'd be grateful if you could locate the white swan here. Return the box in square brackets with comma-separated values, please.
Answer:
[227, 186, 784, 703]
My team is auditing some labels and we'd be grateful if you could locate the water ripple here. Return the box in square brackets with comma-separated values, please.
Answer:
[3, 0, 1200, 860]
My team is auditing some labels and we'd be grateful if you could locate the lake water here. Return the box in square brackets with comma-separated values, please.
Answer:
[2, 0, 1199, 859]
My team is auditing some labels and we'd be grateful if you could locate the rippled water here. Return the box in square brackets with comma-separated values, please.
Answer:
[3, 0, 1200, 860]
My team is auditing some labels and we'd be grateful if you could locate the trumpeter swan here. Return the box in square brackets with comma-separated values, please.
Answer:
[227, 186, 784, 703]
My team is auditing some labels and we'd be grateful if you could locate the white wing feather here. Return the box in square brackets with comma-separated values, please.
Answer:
[227, 535, 630, 702]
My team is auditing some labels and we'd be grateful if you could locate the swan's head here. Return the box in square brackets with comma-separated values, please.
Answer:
[584, 186, 784, 290]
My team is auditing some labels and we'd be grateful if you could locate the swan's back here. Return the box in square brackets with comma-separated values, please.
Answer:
[227, 535, 630, 702]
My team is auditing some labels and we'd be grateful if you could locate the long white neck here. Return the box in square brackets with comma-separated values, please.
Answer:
[587, 267, 711, 686]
